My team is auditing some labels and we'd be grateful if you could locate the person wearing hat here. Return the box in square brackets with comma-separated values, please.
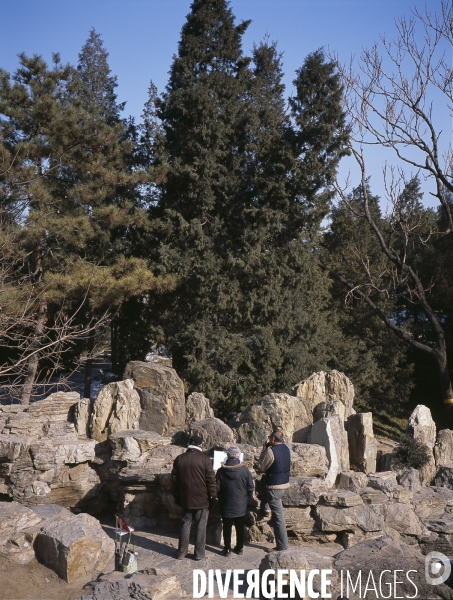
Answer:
[257, 430, 290, 551]
[171, 435, 217, 560]
[216, 445, 254, 556]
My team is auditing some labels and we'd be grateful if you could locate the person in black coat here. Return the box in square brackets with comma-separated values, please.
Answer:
[216, 445, 254, 556]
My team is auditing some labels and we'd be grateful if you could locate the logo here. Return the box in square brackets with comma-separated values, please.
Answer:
[425, 551, 451, 585]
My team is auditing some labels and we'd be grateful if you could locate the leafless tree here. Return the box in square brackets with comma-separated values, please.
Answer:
[323, 1, 453, 420]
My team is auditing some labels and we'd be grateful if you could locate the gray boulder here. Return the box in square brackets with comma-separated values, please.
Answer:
[109, 430, 171, 462]
[185, 392, 214, 427]
[289, 443, 328, 478]
[408, 404, 436, 485]
[124, 361, 186, 436]
[27, 391, 79, 422]
[308, 417, 340, 488]
[291, 369, 355, 418]
[435, 429, 453, 467]
[90, 379, 141, 442]
[35, 512, 114, 582]
[336, 470, 368, 493]
[189, 417, 235, 449]
[347, 412, 377, 474]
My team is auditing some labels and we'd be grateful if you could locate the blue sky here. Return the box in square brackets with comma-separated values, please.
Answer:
[0, 0, 448, 207]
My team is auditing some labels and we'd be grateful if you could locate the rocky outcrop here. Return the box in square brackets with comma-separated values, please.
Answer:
[347, 412, 377, 474]
[308, 417, 340, 488]
[90, 379, 141, 442]
[408, 404, 437, 485]
[291, 370, 355, 420]
[124, 361, 185, 436]
[109, 430, 171, 462]
[289, 443, 328, 478]
[189, 417, 235, 448]
[233, 393, 312, 446]
[35, 512, 114, 582]
[185, 392, 214, 427]
[74, 398, 92, 437]
[27, 391, 79, 422]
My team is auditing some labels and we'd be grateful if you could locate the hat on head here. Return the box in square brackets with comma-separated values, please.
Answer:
[189, 435, 203, 447]
[227, 445, 241, 459]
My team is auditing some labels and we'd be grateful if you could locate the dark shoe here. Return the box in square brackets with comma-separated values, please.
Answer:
[194, 555, 205, 561]
[265, 547, 278, 552]
[233, 547, 243, 555]
[222, 547, 231, 557]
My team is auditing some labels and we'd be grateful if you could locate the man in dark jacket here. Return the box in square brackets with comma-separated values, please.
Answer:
[172, 435, 217, 560]
[216, 445, 254, 556]
[257, 430, 290, 551]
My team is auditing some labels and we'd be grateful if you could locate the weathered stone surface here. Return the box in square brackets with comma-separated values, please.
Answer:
[436, 430, 453, 467]
[347, 412, 377, 474]
[384, 502, 425, 538]
[43, 421, 77, 440]
[124, 361, 185, 436]
[321, 491, 363, 508]
[28, 391, 79, 422]
[284, 507, 335, 542]
[109, 430, 171, 462]
[0, 501, 42, 545]
[35, 512, 114, 582]
[81, 572, 183, 600]
[283, 478, 328, 507]
[411, 487, 449, 518]
[288, 443, 328, 478]
[189, 417, 235, 449]
[0, 434, 31, 461]
[74, 398, 92, 438]
[3, 412, 45, 438]
[308, 417, 339, 488]
[90, 379, 141, 443]
[434, 466, 453, 491]
[185, 392, 214, 427]
[331, 413, 350, 471]
[408, 404, 436, 485]
[233, 393, 312, 446]
[336, 470, 368, 493]
[315, 503, 385, 533]
[368, 471, 398, 494]
[359, 487, 389, 506]
[55, 439, 96, 464]
[334, 536, 453, 600]
[260, 548, 338, 599]
[398, 468, 421, 491]
[291, 369, 355, 418]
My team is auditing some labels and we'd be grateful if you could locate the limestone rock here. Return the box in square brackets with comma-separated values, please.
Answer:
[291, 370, 355, 418]
[233, 393, 312, 446]
[0, 501, 42, 545]
[368, 471, 398, 494]
[28, 391, 79, 422]
[35, 512, 114, 582]
[360, 487, 391, 506]
[124, 361, 185, 436]
[384, 502, 425, 538]
[321, 491, 363, 508]
[408, 404, 436, 449]
[434, 466, 453, 491]
[336, 471, 368, 493]
[109, 430, 171, 462]
[435, 429, 453, 468]
[0, 434, 31, 461]
[90, 379, 141, 442]
[398, 468, 421, 492]
[3, 412, 45, 438]
[347, 412, 377, 474]
[74, 398, 92, 438]
[189, 417, 234, 449]
[315, 503, 385, 533]
[288, 443, 328, 478]
[411, 487, 449, 518]
[185, 392, 214, 427]
[308, 417, 340, 487]
[283, 478, 329, 507]
[43, 422, 77, 440]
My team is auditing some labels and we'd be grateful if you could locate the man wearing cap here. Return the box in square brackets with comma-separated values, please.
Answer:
[216, 445, 254, 556]
[172, 435, 217, 560]
[257, 430, 290, 551]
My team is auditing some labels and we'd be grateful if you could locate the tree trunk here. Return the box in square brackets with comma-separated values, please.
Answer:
[83, 327, 96, 399]
[435, 349, 453, 425]
[19, 302, 47, 405]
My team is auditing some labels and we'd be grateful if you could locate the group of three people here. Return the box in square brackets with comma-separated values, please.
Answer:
[171, 430, 290, 560]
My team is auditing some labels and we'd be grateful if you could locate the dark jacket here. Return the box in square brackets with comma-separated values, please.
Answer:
[172, 447, 217, 510]
[264, 444, 290, 486]
[216, 458, 254, 518]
